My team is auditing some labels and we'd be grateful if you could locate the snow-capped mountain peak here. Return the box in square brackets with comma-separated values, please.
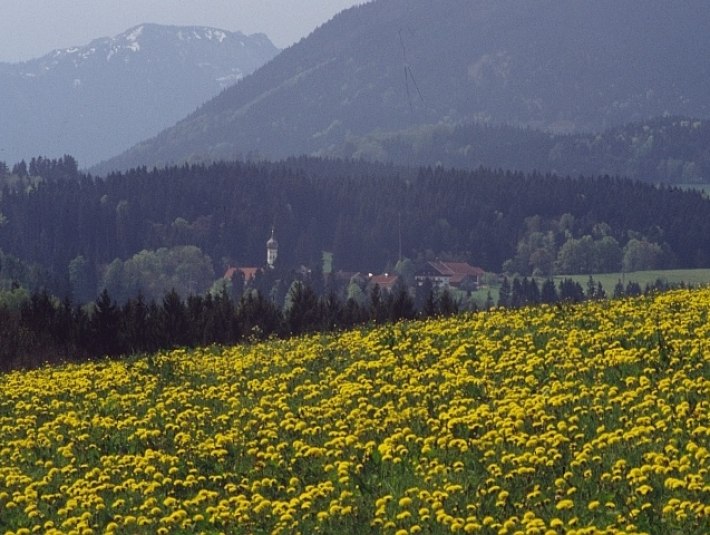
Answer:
[1, 23, 279, 166]
[124, 25, 145, 42]
[19, 23, 275, 73]
[177, 28, 228, 43]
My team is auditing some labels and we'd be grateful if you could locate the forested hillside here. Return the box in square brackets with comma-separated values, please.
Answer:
[94, 0, 710, 173]
[2, 157, 710, 301]
[327, 117, 710, 184]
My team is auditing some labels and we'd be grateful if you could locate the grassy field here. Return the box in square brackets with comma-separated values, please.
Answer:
[1, 288, 708, 533]
[466, 269, 710, 308]
[554, 269, 710, 292]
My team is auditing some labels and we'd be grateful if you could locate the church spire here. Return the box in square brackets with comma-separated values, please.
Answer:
[266, 226, 278, 268]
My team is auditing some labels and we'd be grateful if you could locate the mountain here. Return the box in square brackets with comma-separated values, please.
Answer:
[324, 116, 710, 184]
[0, 24, 279, 166]
[93, 0, 710, 174]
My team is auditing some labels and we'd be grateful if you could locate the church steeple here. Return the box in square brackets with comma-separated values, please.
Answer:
[266, 226, 278, 268]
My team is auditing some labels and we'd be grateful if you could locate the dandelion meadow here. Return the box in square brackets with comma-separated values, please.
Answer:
[1, 288, 708, 534]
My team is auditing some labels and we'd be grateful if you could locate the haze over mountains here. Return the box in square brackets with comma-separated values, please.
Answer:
[0, 24, 279, 166]
[93, 0, 710, 175]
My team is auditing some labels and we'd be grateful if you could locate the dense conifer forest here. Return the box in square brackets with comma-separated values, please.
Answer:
[2, 156, 710, 296]
[330, 117, 710, 184]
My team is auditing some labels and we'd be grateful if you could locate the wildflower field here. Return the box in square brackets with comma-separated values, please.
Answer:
[1, 289, 709, 535]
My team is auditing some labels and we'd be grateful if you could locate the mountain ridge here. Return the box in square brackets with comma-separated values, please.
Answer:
[12, 24, 274, 79]
[0, 24, 279, 166]
[93, 0, 710, 174]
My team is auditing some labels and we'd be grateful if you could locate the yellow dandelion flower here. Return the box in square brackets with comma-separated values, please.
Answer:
[555, 499, 574, 510]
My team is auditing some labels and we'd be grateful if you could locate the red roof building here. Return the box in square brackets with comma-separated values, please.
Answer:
[415, 261, 485, 289]
[368, 273, 400, 293]
[224, 266, 260, 285]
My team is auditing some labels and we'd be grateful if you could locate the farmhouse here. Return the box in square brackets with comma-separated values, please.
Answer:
[415, 261, 485, 290]
[368, 273, 400, 293]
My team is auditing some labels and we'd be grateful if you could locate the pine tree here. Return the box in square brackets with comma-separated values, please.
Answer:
[388, 283, 415, 322]
[498, 277, 511, 308]
[541, 279, 558, 304]
[286, 281, 321, 335]
[586, 275, 596, 300]
[161, 289, 189, 348]
[91, 289, 121, 356]
[484, 291, 494, 310]
[596, 281, 606, 300]
[369, 284, 385, 323]
[437, 288, 458, 316]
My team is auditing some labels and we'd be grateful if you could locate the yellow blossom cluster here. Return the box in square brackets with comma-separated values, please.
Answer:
[1, 288, 709, 534]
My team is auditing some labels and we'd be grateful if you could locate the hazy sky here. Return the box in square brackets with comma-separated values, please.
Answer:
[0, 0, 368, 63]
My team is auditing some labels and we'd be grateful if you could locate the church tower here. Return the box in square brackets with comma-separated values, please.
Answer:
[266, 227, 278, 268]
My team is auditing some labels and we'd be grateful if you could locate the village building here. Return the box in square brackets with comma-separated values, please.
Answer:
[223, 266, 259, 285]
[415, 261, 485, 290]
[224, 228, 279, 285]
[331, 271, 366, 286]
[367, 273, 400, 293]
[223, 227, 485, 296]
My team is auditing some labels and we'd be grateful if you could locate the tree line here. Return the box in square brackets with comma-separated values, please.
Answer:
[495, 275, 687, 309]
[502, 214, 672, 277]
[0, 279, 457, 372]
[2, 157, 710, 304]
[1, 268, 690, 372]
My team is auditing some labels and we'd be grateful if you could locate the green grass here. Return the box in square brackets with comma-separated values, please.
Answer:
[462, 269, 710, 308]
[466, 286, 498, 308]
[554, 269, 710, 292]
